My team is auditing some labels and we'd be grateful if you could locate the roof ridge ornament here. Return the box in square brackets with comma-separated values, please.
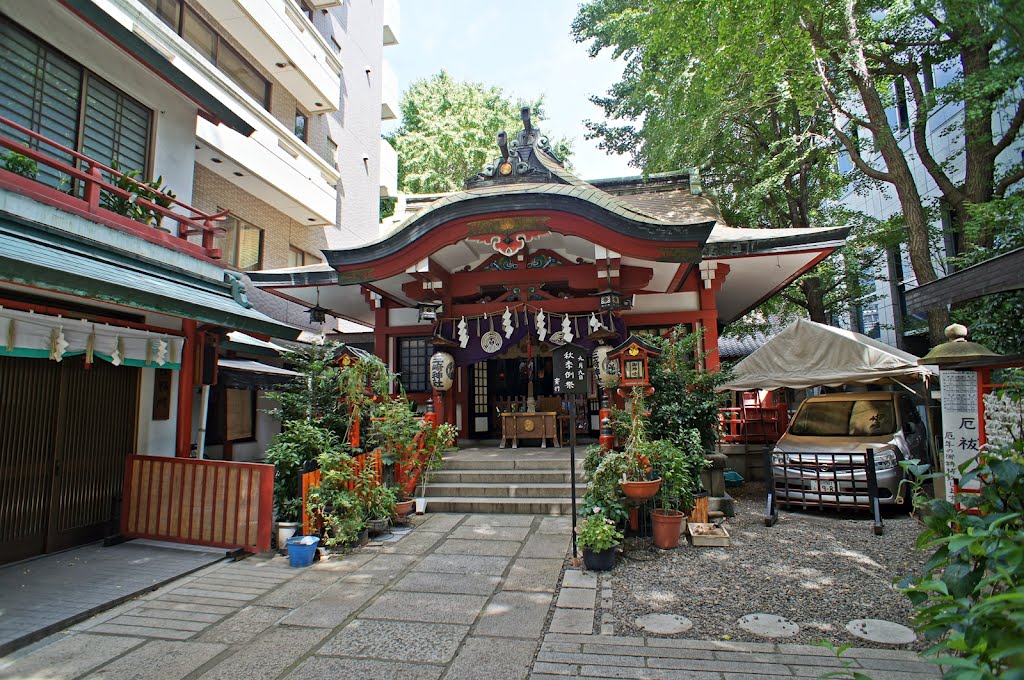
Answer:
[467, 107, 564, 188]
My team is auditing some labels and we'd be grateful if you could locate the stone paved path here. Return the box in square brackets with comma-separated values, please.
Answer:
[0, 541, 224, 655]
[0, 514, 939, 679]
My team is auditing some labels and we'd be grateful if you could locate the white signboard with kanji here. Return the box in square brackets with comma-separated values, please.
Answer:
[939, 369, 980, 503]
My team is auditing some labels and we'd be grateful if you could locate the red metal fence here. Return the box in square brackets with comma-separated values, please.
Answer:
[122, 454, 273, 553]
[0, 115, 228, 260]
[718, 392, 789, 444]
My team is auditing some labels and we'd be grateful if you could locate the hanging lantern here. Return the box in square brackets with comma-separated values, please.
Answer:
[592, 344, 619, 388]
[429, 351, 455, 391]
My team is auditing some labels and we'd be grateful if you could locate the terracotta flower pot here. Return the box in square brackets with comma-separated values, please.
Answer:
[582, 547, 616, 571]
[650, 509, 685, 549]
[394, 499, 415, 517]
[621, 478, 661, 500]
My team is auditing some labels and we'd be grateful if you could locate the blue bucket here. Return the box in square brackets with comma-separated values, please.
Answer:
[286, 536, 318, 568]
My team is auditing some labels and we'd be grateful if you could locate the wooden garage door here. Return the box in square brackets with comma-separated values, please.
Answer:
[0, 355, 138, 564]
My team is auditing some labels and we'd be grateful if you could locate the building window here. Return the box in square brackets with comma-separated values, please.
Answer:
[324, 137, 338, 167]
[397, 336, 430, 392]
[894, 77, 910, 130]
[298, 0, 314, 22]
[294, 110, 309, 143]
[0, 19, 152, 189]
[330, 35, 341, 52]
[288, 246, 319, 267]
[217, 213, 264, 271]
[140, 0, 270, 109]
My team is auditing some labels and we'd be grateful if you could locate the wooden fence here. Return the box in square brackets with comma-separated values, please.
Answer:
[122, 455, 273, 553]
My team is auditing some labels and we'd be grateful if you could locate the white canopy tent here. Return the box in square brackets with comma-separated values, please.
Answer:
[717, 318, 935, 392]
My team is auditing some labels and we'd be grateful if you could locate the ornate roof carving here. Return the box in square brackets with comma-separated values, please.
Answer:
[467, 107, 569, 188]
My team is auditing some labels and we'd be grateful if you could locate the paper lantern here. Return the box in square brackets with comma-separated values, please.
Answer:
[429, 351, 455, 391]
[592, 344, 619, 388]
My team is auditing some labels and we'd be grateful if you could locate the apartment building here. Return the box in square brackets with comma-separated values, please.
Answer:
[0, 0, 398, 562]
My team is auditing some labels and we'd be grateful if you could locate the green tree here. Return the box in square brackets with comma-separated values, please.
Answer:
[573, 0, 1024, 346]
[385, 71, 571, 194]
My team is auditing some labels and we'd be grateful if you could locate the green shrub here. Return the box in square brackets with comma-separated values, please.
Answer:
[1, 151, 38, 178]
[898, 388, 1023, 679]
[99, 161, 176, 227]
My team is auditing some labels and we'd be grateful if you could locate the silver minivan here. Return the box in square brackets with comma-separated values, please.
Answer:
[770, 392, 927, 506]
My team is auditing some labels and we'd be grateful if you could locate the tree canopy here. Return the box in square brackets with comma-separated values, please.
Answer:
[385, 71, 571, 195]
[573, 0, 1024, 346]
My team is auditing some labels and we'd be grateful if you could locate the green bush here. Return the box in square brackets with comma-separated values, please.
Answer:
[99, 161, 176, 227]
[898, 388, 1023, 679]
[264, 420, 342, 523]
[646, 325, 732, 449]
[1, 151, 38, 178]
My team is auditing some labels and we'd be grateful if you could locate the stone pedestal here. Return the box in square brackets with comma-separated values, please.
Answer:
[701, 451, 735, 517]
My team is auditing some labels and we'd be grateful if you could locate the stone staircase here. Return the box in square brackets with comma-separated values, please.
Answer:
[423, 448, 586, 515]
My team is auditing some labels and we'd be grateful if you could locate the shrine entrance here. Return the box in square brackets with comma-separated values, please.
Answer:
[467, 341, 595, 442]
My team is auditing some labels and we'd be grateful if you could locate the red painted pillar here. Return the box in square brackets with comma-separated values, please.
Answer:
[699, 287, 721, 371]
[175, 319, 196, 458]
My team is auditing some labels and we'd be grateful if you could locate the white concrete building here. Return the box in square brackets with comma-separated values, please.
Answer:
[0, 0, 398, 561]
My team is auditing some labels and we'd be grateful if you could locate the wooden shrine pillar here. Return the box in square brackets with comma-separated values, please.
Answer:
[175, 319, 196, 458]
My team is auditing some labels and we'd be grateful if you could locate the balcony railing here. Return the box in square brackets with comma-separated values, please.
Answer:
[0, 115, 227, 261]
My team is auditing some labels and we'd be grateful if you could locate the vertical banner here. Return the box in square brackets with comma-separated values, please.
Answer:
[553, 343, 588, 559]
[938, 369, 980, 503]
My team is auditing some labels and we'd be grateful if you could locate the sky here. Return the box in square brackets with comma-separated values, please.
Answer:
[384, 0, 637, 180]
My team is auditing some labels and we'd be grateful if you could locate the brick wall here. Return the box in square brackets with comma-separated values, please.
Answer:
[192, 165, 332, 269]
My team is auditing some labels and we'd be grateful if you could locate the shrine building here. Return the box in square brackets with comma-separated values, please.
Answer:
[251, 109, 849, 441]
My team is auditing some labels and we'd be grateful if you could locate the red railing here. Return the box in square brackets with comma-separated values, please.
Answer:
[0, 115, 227, 260]
[121, 454, 273, 553]
[718, 394, 789, 445]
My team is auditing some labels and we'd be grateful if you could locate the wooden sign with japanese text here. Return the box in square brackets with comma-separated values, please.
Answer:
[552, 343, 588, 394]
[939, 369, 980, 503]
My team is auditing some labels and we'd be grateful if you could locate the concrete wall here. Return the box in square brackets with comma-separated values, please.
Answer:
[1, 1, 199, 203]
[309, 0, 387, 246]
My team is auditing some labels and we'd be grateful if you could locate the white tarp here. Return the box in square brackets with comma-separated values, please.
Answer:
[717, 318, 934, 391]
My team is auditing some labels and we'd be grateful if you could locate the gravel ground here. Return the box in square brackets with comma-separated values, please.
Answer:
[606, 482, 930, 650]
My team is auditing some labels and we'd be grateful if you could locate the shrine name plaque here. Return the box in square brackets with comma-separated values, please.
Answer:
[499, 412, 557, 449]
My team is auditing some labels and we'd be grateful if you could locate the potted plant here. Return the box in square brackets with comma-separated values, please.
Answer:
[618, 388, 661, 500]
[577, 511, 623, 571]
[358, 471, 398, 535]
[645, 431, 709, 549]
[264, 420, 334, 548]
[409, 421, 457, 513]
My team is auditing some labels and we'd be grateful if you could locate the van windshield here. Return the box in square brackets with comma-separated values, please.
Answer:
[790, 399, 896, 437]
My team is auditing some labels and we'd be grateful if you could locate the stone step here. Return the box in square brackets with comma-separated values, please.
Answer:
[431, 469, 585, 485]
[425, 482, 584, 499]
[423, 496, 583, 515]
[440, 458, 580, 471]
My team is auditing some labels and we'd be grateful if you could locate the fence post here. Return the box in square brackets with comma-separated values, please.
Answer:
[763, 447, 778, 527]
[84, 163, 102, 213]
[865, 448, 884, 535]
